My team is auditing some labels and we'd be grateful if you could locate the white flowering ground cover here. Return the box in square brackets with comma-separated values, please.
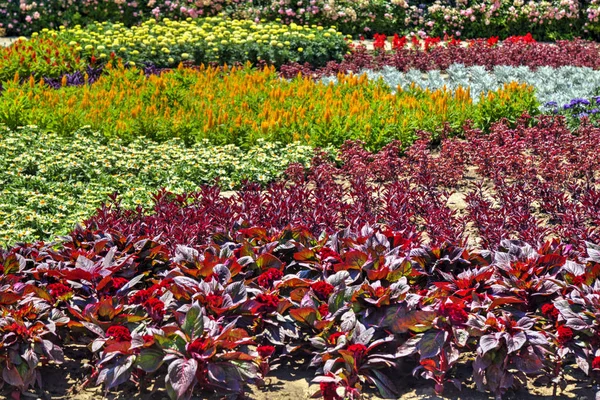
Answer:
[0, 127, 319, 244]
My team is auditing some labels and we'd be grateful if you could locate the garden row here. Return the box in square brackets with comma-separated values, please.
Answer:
[4, 0, 600, 40]
[7, 57, 600, 244]
[8, 25, 600, 82]
[2, 116, 600, 400]
[0, 127, 317, 244]
[0, 65, 536, 146]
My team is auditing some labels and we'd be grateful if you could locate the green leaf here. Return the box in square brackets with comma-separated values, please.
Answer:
[381, 306, 435, 334]
[256, 253, 283, 270]
[370, 370, 398, 398]
[136, 348, 165, 373]
[417, 329, 448, 360]
[289, 307, 317, 327]
[182, 301, 203, 339]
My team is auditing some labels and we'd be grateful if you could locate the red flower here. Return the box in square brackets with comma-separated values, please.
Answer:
[257, 345, 276, 358]
[204, 294, 224, 309]
[129, 288, 153, 305]
[440, 302, 469, 325]
[592, 356, 600, 370]
[373, 33, 387, 50]
[144, 298, 166, 322]
[328, 332, 344, 345]
[541, 303, 559, 320]
[255, 293, 279, 313]
[424, 37, 441, 51]
[142, 335, 154, 345]
[187, 338, 210, 357]
[320, 381, 341, 400]
[449, 37, 461, 46]
[347, 343, 368, 356]
[112, 277, 129, 290]
[3, 322, 30, 337]
[311, 281, 334, 301]
[318, 303, 329, 317]
[106, 325, 132, 342]
[411, 36, 420, 49]
[47, 282, 72, 298]
[392, 34, 407, 50]
[487, 36, 499, 47]
[557, 325, 574, 345]
[319, 247, 342, 263]
[257, 268, 283, 288]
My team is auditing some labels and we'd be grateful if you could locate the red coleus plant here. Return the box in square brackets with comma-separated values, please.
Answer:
[3, 123, 600, 400]
[160, 302, 258, 399]
[469, 313, 549, 399]
[0, 294, 65, 393]
[311, 321, 400, 398]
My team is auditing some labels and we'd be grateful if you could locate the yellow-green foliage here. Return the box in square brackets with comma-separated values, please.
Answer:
[44, 17, 349, 67]
[0, 65, 538, 149]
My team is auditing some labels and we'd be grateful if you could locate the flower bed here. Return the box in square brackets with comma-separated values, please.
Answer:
[48, 17, 349, 68]
[5, 34, 600, 87]
[85, 115, 600, 252]
[1, 112, 600, 400]
[322, 64, 600, 110]
[1, 193, 600, 399]
[0, 65, 537, 148]
[0, 127, 316, 244]
[281, 38, 600, 78]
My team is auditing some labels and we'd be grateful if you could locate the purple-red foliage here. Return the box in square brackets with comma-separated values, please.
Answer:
[280, 40, 600, 78]
[86, 115, 599, 252]
[5, 114, 600, 398]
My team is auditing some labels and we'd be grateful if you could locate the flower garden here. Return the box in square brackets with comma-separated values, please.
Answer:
[3, 2, 600, 400]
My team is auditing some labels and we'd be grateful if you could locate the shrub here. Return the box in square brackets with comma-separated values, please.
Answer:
[0, 64, 538, 148]
[48, 17, 349, 68]
[0, 0, 597, 39]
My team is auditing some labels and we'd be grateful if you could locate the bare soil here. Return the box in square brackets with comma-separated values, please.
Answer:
[2, 343, 597, 400]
